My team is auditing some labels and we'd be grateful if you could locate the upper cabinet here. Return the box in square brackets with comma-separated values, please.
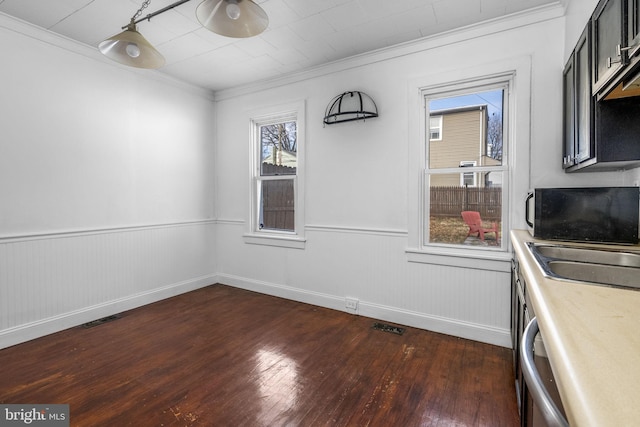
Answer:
[628, 0, 640, 58]
[591, 0, 640, 99]
[563, 0, 640, 172]
[592, 0, 626, 95]
[563, 26, 594, 169]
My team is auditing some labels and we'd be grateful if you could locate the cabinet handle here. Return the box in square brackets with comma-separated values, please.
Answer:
[520, 317, 569, 427]
[618, 44, 638, 55]
[607, 56, 623, 68]
[607, 44, 624, 68]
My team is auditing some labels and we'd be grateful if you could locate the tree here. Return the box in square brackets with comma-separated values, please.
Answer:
[486, 112, 503, 161]
[261, 121, 297, 165]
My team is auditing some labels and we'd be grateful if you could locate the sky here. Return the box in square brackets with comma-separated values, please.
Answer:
[429, 89, 503, 119]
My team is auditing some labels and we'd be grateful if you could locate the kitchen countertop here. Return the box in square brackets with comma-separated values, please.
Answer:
[511, 230, 640, 427]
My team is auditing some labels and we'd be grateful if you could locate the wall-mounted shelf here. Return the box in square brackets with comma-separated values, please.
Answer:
[323, 91, 378, 125]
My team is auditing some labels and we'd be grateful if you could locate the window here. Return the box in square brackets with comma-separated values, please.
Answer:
[425, 84, 508, 250]
[459, 161, 477, 186]
[407, 59, 530, 268]
[429, 115, 443, 141]
[258, 121, 297, 232]
[246, 101, 305, 249]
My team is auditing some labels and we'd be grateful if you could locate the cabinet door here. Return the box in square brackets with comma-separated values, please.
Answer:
[563, 25, 593, 169]
[574, 28, 594, 164]
[629, 0, 640, 58]
[592, 0, 626, 95]
[562, 58, 575, 168]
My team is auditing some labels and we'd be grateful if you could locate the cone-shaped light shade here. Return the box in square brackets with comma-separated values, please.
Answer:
[196, 0, 268, 38]
[98, 22, 165, 69]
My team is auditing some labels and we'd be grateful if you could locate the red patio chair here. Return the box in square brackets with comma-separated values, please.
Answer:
[461, 211, 499, 241]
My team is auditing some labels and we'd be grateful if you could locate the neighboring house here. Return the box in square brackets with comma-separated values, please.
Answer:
[429, 105, 501, 187]
[262, 149, 297, 168]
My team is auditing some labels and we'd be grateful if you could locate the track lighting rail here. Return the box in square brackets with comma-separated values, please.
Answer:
[127, 0, 193, 29]
[99, 0, 269, 69]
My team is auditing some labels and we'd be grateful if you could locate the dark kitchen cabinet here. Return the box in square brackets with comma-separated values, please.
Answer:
[564, 93, 640, 172]
[628, 0, 640, 58]
[592, 0, 627, 96]
[563, 26, 594, 169]
[511, 258, 525, 415]
[563, 3, 640, 172]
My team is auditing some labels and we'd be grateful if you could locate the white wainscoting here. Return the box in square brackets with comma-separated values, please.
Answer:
[216, 222, 512, 347]
[0, 221, 217, 349]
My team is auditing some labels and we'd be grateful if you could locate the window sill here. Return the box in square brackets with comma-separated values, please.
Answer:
[405, 246, 511, 272]
[243, 233, 306, 249]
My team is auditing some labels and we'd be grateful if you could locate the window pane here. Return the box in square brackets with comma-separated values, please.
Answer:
[259, 179, 295, 231]
[260, 121, 297, 176]
[428, 173, 502, 247]
[428, 90, 503, 169]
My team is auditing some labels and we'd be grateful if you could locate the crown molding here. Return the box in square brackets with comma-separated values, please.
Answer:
[0, 11, 216, 102]
[213, 2, 565, 101]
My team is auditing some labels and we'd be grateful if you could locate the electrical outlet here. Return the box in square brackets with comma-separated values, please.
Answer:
[345, 297, 359, 311]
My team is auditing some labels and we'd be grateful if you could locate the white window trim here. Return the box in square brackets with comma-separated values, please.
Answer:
[406, 56, 532, 268]
[243, 100, 306, 249]
[424, 81, 509, 252]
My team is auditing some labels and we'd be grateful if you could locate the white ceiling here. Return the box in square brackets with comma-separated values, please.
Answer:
[0, 0, 562, 92]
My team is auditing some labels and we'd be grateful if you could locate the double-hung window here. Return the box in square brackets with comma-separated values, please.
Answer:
[423, 80, 509, 250]
[245, 101, 305, 249]
[408, 59, 531, 269]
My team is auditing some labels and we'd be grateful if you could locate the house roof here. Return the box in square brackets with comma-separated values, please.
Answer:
[430, 104, 488, 116]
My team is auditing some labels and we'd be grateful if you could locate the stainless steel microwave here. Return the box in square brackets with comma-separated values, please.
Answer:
[525, 187, 640, 244]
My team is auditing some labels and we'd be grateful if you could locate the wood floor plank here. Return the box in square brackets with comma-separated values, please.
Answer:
[0, 284, 519, 426]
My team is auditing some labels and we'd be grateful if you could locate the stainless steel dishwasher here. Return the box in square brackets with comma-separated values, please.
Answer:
[520, 316, 568, 427]
[512, 256, 568, 426]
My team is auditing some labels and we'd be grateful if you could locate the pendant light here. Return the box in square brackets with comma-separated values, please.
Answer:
[98, 0, 268, 69]
[196, 0, 269, 38]
[98, 19, 165, 69]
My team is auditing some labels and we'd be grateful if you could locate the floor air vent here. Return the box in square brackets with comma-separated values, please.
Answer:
[81, 314, 121, 328]
[372, 322, 405, 335]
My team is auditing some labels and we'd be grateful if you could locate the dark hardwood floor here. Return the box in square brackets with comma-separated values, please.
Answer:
[0, 284, 519, 426]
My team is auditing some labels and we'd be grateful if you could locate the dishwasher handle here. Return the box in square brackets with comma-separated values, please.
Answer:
[520, 317, 569, 427]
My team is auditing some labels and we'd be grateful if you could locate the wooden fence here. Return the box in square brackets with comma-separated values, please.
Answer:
[260, 163, 295, 231]
[430, 186, 502, 220]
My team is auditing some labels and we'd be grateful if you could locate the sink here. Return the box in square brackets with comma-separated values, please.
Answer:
[527, 242, 640, 289]
[547, 261, 640, 288]
[533, 245, 640, 268]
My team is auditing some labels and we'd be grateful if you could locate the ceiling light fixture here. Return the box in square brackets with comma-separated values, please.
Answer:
[98, 0, 268, 69]
[196, 0, 269, 38]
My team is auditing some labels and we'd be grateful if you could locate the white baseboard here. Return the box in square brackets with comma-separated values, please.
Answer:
[217, 274, 511, 348]
[358, 302, 511, 348]
[1, 273, 511, 350]
[0, 274, 217, 350]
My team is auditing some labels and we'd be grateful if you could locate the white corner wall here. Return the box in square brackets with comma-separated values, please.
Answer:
[214, 6, 588, 348]
[0, 15, 217, 349]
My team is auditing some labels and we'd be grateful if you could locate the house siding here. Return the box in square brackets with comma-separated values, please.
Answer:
[430, 108, 487, 187]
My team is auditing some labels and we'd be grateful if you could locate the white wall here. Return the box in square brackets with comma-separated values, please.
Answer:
[0, 15, 217, 348]
[214, 5, 615, 348]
